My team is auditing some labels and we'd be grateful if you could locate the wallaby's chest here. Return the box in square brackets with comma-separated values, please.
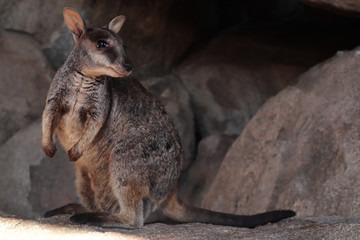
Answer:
[56, 78, 107, 149]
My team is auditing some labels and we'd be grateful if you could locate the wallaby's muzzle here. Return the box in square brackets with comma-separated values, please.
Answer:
[122, 59, 133, 72]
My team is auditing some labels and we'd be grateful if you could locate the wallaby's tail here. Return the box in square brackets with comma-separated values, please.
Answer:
[162, 194, 295, 228]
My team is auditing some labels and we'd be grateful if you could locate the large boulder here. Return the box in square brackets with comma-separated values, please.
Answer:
[177, 27, 335, 138]
[0, 1, 88, 42]
[142, 75, 195, 168]
[203, 47, 360, 217]
[0, 0, 90, 68]
[0, 29, 54, 144]
[0, 120, 77, 218]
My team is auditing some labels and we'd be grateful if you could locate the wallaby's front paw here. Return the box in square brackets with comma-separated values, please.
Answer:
[43, 144, 57, 158]
[68, 146, 83, 162]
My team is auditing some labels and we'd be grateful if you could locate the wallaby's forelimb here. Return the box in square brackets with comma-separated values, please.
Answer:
[42, 98, 62, 158]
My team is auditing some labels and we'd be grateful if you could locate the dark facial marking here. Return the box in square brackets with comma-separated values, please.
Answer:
[104, 48, 118, 63]
[86, 27, 123, 64]
[86, 28, 114, 42]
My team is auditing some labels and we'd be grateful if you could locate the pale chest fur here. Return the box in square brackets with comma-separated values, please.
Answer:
[56, 74, 108, 151]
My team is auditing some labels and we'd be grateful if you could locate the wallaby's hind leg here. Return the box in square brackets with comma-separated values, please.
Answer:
[44, 167, 93, 218]
[70, 205, 144, 229]
[70, 186, 149, 229]
[70, 212, 138, 229]
[76, 167, 97, 210]
[44, 203, 87, 218]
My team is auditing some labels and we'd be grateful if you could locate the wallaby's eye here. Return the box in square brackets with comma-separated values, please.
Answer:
[96, 40, 109, 49]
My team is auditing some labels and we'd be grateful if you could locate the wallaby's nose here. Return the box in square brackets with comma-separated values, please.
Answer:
[122, 60, 133, 72]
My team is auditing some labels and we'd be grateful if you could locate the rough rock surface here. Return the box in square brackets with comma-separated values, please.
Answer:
[0, 30, 54, 144]
[1, 212, 360, 240]
[0, 0, 90, 68]
[299, 0, 360, 17]
[142, 75, 195, 168]
[89, 0, 214, 79]
[0, 1, 88, 43]
[179, 135, 236, 207]
[0, 120, 77, 218]
[203, 47, 360, 217]
[177, 27, 337, 138]
[0, 0, 211, 78]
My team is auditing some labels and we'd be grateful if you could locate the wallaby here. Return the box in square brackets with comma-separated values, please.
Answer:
[42, 7, 295, 229]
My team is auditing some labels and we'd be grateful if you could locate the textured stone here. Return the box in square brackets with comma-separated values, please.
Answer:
[179, 135, 236, 207]
[177, 28, 328, 138]
[0, 0, 212, 78]
[0, 0, 90, 68]
[142, 75, 195, 168]
[0, 30, 54, 144]
[299, 0, 360, 17]
[0, 1, 88, 41]
[0, 120, 77, 218]
[89, 0, 210, 79]
[203, 47, 360, 217]
[1, 212, 360, 240]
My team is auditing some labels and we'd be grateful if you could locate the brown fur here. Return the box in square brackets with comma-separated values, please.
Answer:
[42, 7, 295, 228]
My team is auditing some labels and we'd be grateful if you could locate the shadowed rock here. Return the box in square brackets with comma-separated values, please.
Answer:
[177, 26, 343, 138]
[0, 120, 77, 218]
[0, 30, 53, 144]
[203, 47, 360, 217]
[299, 0, 360, 17]
[179, 135, 236, 207]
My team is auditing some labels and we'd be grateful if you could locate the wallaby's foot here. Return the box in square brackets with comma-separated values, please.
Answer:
[70, 212, 139, 229]
[70, 212, 109, 225]
[68, 145, 83, 162]
[44, 203, 87, 218]
[43, 143, 57, 158]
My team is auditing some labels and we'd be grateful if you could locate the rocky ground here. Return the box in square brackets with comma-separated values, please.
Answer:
[1, 211, 360, 240]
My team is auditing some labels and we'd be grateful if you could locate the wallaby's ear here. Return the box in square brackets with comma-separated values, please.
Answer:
[108, 15, 126, 33]
[63, 7, 86, 39]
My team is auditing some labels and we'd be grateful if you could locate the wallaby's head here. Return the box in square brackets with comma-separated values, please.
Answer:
[63, 7, 132, 78]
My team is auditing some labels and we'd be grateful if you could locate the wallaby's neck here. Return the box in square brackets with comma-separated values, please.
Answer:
[62, 48, 82, 74]
[62, 48, 105, 83]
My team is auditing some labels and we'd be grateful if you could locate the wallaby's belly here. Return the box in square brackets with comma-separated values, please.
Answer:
[56, 114, 81, 150]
